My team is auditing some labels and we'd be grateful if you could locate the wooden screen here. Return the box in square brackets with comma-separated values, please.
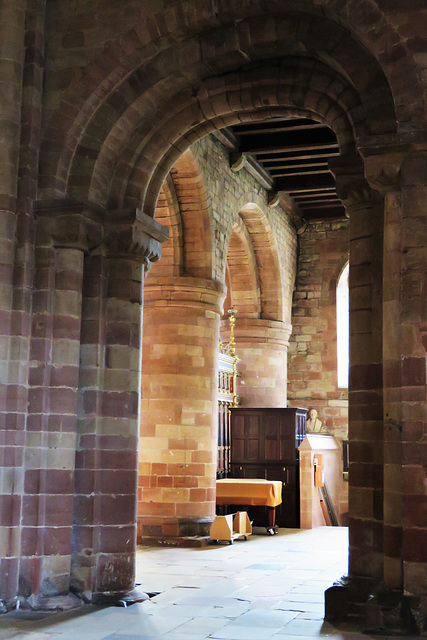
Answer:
[217, 346, 238, 478]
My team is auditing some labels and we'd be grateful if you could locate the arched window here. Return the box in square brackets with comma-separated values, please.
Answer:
[336, 262, 349, 388]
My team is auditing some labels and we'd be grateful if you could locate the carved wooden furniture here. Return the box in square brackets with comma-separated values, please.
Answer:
[230, 407, 308, 528]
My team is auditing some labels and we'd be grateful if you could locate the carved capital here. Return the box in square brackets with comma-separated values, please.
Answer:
[35, 200, 103, 251]
[356, 132, 427, 193]
[329, 156, 381, 210]
[361, 152, 403, 194]
[105, 208, 169, 268]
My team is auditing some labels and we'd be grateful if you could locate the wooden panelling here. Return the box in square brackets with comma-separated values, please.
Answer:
[230, 408, 307, 527]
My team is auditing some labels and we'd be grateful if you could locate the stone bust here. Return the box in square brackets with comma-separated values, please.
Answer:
[306, 408, 326, 434]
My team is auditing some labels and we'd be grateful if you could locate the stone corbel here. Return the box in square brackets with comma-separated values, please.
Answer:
[34, 200, 104, 251]
[355, 132, 427, 194]
[230, 152, 246, 172]
[267, 191, 280, 207]
[328, 155, 381, 213]
[105, 208, 169, 270]
[230, 152, 273, 190]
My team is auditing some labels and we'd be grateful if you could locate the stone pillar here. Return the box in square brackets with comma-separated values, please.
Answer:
[139, 276, 225, 543]
[72, 210, 167, 602]
[19, 205, 101, 608]
[331, 159, 385, 582]
[222, 318, 292, 407]
[326, 145, 427, 633]
[0, 0, 26, 612]
[364, 148, 427, 627]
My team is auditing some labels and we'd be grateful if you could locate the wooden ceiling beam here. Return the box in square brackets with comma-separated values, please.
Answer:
[270, 169, 332, 178]
[297, 197, 341, 206]
[266, 160, 328, 171]
[235, 122, 326, 136]
[275, 174, 335, 192]
[300, 206, 346, 219]
[240, 128, 338, 155]
[262, 149, 340, 164]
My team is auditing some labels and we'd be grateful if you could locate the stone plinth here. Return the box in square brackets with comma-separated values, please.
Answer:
[139, 276, 225, 543]
[299, 434, 348, 529]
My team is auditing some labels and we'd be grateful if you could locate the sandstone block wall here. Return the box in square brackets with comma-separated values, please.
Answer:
[288, 220, 349, 439]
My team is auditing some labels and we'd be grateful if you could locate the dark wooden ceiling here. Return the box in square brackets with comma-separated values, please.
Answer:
[231, 118, 346, 221]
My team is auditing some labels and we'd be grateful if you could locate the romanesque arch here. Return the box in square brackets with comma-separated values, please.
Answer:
[148, 176, 183, 278]
[225, 217, 261, 320]
[222, 205, 291, 407]
[238, 203, 284, 322]
[1, 1, 424, 630]
[169, 151, 212, 279]
[38, 3, 398, 601]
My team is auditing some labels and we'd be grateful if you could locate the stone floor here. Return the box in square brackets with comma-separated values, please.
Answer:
[0, 527, 418, 639]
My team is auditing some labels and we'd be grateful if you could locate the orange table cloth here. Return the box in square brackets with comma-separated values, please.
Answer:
[216, 479, 283, 508]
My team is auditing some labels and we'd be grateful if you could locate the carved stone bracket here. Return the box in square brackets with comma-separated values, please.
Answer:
[35, 201, 170, 271]
[105, 208, 169, 269]
[328, 155, 381, 212]
[357, 132, 427, 194]
[35, 200, 104, 251]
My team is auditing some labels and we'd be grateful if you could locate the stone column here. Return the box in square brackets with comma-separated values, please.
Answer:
[364, 147, 427, 627]
[0, 0, 26, 612]
[19, 205, 101, 608]
[331, 159, 385, 583]
[72, 210, 167, 602]
[221, 318, 292, 407]
[139, 276, 225, 543]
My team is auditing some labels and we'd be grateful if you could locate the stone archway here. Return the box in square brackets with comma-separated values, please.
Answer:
[4, 3, 424, 630]
[223, 206, 292, 407]
[138, 150, 221, 543]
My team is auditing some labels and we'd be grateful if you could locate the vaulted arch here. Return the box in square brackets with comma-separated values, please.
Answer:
[38, 3, 417, 206]
[225, 218, 261, 319]
[170, 151, 212, 279]
[238, 204, 284, 322]
[148, 175, 183, 279]
[146, 150, 213, 280]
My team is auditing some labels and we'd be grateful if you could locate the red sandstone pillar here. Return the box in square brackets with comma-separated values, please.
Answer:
[365, 150, 427, 620]
[399, 153, 427, 619]
[0, 0, 26, 611]
[139, 276, 225, 542]
[332, 159, 385, 583]
[222, 318, 292, 407]
[20, 206, 100, 608]
[72, 210, 167, 602]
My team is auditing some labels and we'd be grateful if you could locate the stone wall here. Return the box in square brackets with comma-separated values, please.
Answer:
[192, 135, 297, 318]
[288, 220, 349, 440]
[139, 134, 298, 540]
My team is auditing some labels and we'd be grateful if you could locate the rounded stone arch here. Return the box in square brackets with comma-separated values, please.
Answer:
[110, 59, 371, 215]
[223, 202, 284, 323]
[225, 218, 261, 320]
[169, 150, 213, 279]
[239, 203, 284, 322]
[147, 174, 183, 279]
[37, 3, 420, 204]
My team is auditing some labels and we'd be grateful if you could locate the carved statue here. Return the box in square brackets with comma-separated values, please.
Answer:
[306, 408, 327, 434]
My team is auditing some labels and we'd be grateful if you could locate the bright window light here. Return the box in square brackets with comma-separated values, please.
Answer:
[337, 262, 349, 388]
